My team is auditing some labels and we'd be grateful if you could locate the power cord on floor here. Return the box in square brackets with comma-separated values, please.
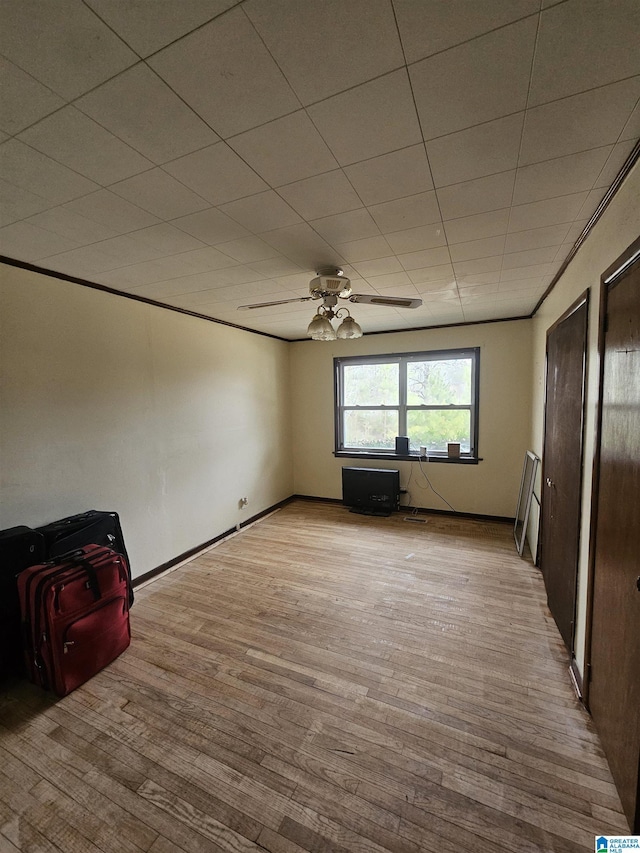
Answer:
[416, 452, 456, 512]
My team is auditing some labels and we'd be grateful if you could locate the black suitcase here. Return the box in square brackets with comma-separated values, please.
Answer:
[0, 525, 46, 678]
[36, 511, 133, 606]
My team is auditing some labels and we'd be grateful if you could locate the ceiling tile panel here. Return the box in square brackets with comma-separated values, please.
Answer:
[504, 223, 571, 254]
[352, 257, 404, 278]
[385, 225, 447, 255]
[500, 263, 556, 282]
[270, 272, 319, 292]
[437, 170, 516, 221]
[307, 70, 422, 166]
[407, 264, 455, 285]
[0, 139, 99, 204]
[149, 8, 300, 138]
[106, 255, 235, 290]
[449, 235, 506, 263]
[368, 191, 441, 233]
[228, 111, 338, 188]
[455, 271, 501, 287]
[129, 223, 207, 255]
[38, 244, 128, 276]
[445, 209, 510, 244]
[62, 190, 160, 233]
[95, 263, 178, 290]
[453, 256, 503, 277]
[427, 113, 524, 187]
[110, 169, 210, 219]
[244, 0, 404, 105]
[248, 257, 305, 278]
[220, 190, 303, 232]
[502, 245, 560, 269]
[76, 64, 220, 165]
[0, 180, 53, 227]
[277, 171, 362, 221]
[163, 143, 268, 206]
[334, 236, 395, 264]
[415, 280, 459, 298]
[90, 234, 170, 267]
[398, 246, 452, 271]
[25, 207, 120, 244]
[394, 0, 539, 64]
[85, 0, 237, 57]
[213, 236, 280, 264]
[124, 247, 237, 280]
[513, 147, 613, 205]
[496, 276, 545, 292]
[258, 224, 341, 270]
[0, 58, 65, 135]
[519, 78, 640, 166]
[0, 0, 137, 100]
[343, 145, 433, 207]
[508, 192, 590, 232]
[410, 17, 537, 140]
[310, 210, 380, 245]
[529, 0, 640, 106]
[365, 271, 411, 291]
[457, 282, 500, 296]
[18, 106, 153, 185]
[172, 208, 250, 245]
[0, 221, 81, 260]
[117, 277, 225, 300]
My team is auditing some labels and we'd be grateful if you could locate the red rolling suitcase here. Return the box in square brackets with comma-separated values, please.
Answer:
[18, 545, 131, 697]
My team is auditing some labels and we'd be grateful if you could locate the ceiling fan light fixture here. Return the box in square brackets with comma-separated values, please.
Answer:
[336, 314, 363, 339]
[307, 311, 336, 340]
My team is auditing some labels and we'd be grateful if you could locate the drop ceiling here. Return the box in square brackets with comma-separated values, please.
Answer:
[1, 0, 639, 341]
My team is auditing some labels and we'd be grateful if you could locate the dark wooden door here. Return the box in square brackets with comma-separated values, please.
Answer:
[540, 296, 588, 651]
[589, 250, 640, 831]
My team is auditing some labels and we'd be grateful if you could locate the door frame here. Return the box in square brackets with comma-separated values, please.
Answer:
[539, 288, 589, 661]
[583, 235, 640, 711]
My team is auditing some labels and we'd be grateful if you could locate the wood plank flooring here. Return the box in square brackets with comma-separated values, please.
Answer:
[0, 500, 629, 852]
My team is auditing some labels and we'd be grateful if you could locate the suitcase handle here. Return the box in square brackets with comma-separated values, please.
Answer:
[49, 548, 85, 565]
[50, 550, 102, 601]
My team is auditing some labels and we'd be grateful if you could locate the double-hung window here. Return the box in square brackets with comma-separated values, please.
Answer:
[334, 348, 479, 459]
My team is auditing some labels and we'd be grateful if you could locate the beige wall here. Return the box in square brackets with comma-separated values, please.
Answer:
[290, 320, 533, 519]
[0, 263, 293, 579]
[528, 159, 640, 677]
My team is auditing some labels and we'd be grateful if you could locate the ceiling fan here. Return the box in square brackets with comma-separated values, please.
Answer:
[238, 267, 422, 339]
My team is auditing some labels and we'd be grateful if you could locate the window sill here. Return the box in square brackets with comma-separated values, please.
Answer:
[334, 451, 482, 464]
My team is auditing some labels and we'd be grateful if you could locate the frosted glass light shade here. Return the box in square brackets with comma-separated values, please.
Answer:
[336, 315, 363, 339]
[307, 313, 336, 340]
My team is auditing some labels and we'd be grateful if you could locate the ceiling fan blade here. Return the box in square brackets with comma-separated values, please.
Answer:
[348, 293, 423, 309]
[238, 296, 314, 310]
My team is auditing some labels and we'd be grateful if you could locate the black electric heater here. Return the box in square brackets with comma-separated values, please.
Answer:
[342, 467, 400, 516]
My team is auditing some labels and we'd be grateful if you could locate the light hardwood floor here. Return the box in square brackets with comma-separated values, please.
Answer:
[0, 500, 629, 852]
